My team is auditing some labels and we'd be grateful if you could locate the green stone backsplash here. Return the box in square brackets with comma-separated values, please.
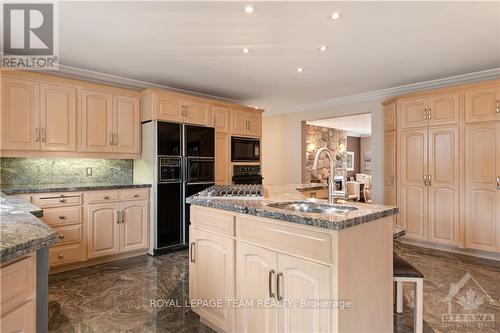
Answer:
[0, 158, 133, 186]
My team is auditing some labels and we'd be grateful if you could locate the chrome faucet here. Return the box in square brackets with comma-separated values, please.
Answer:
[312, 147, 349, 204]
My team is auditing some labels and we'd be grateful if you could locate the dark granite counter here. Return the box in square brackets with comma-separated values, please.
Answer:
[1, 182, 152, 194]
[187, 184, 399, 231]
[0, 193, 57, 263]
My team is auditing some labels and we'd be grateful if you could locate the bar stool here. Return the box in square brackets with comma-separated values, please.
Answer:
[393, 254, 424, 333]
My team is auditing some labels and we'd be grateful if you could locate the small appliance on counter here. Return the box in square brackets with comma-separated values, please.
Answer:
[232, 165, 263, 184]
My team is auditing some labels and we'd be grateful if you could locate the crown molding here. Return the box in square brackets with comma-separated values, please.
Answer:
[287, 68, 500, 114]
[53, 64, 240, 103]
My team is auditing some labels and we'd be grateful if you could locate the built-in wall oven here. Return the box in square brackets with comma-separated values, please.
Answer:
[231, 136, 260, 162]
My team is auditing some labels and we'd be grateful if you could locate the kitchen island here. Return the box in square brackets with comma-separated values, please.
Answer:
[186, 184, 399, 333]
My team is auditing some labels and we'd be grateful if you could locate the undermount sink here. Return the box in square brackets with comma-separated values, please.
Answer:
[267, 201, 358, 214]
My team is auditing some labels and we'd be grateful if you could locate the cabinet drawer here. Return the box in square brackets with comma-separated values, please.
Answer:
[35, 193, 82, 208]
[0, 299, 35, 333]
[0, 255, 36, 316]
[190, 206, 235, 237]
[85, 191, 119, 203]
[119, 189, 149, 201]
[42, 206, 82, 226]
[49, 243, 82, 267]
[239, 215, 333, 264]
[51, 225, 82, 245]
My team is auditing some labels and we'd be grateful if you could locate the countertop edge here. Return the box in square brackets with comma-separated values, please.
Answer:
[1, 183, 152, 194]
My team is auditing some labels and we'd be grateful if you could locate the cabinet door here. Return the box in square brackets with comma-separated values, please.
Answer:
[399, 129, 428, 240]
[119, 201, 148, 252]
[81, 89, 113, 152]
[247, 112, 262, 137]
[1, 77, 40, 150]
[398, 97, 428, 129]
[428, 127, 460, 245]
[87, 203, 120, 258]
[465, 124, 499, 252]
[184, 98, 211, 126]
[212, 105, 230, 133]
[40, 83, 77, 151]
[464, 86, 499, 123]
[384, 103, 397, 131]
[156, 95, 183, 122]
[231, 109, 248, 135]
[215, 133, 231, 185]
[384, 131, 396, 204]
[0, 299, 35, 333]
[238, 242, 278, 333]
[277, 253, 331, 333]
[428, 93, 459, 126]
[113, 95, 140, 154]
[190, 228, 235, 331]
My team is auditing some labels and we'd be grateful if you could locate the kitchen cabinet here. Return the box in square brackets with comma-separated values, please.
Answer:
[183, 97, 212, 126]
[113, 95, 140, 154]
[80, 89, 114, 153]
[156, 95, 183, 122]
[87, 202, 121, 258]
[399, 93, 459, 129]
[212, 105, 230, 133]
[1, 77, 40, 150]
[40, 83, 77, 151]
[231, 109, 261, 137]
[384, 102, 397, 131]
[189, 228, 235, 332]
[215, 133, 231, 185]
[464, 86, 500, 123]
[384, 131, 397, 208]
[464, 123, 500, 252]
[119, 200, 149, 252]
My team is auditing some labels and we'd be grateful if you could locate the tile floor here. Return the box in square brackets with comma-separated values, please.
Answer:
[48, 243, 500, 332]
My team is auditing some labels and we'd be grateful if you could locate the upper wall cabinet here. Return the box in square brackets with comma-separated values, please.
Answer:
[212, 105, 230, 133]
[398, 93, 459, 129]
[113, 95, 140, 154]
[1, 77, 40, 150]
[80, 89, 114, 153]
[384, 103, 396, 131]
[465, 86, 500, 124]
[183, 97, 211, 126]
[231, 108, 261, 137]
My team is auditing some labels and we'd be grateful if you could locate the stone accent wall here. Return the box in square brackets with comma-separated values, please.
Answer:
[304, 124, 347, 183]
[0, 158, 133, 186]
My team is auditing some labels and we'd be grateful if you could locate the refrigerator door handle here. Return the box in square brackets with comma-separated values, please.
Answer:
[183, 156, 188, 183]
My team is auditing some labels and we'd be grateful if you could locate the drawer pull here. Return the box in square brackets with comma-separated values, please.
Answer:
[58, 253, 64, 259]
[59, 233, 65, 239]
[104, 195, 110, 200]
[59, 199, 66, 203]
[190, 242, 196, 263]
[59, 215, 66, 219]
[268, 269, 276, 299]
[133, 194, 140, 198]
[277, 272, 284, 301]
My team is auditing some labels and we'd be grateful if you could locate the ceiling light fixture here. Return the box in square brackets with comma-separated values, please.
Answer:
[242, 48, 250, 54]
[245, 5, 254, 14]
[319, 45, 327, 52]
[331, 11, 341, 20]
[297, 67, 304, 73]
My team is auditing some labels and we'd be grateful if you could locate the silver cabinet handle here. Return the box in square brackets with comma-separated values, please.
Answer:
[496, 100, 499, 113]
[41, 128, 46, 143]
[109, 133, 114, 145]
[428, 174, 432, 186]
[190, 242, 196, 263]
[428, 107, 432, 119]
[58, 253, 64, 259]
[35, 128, 40, 142]
[116, 210, 120, 223]
[276, 272, 283, 301]
[423, 175, 428, 186]
[496, 176, 500, 189]
[268, 269, 276, 299]
[120, 211, 125, 224]
[424, 109, 427, 120]
[113, 133, 118, 146]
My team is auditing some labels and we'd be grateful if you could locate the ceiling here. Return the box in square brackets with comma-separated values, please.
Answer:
[307, 113, 372, 137]
[57, 2, 500, 115]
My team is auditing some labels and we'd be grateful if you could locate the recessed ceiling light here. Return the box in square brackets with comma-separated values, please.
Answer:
[245, 5, 254, 14]
[242, 48, 250, 54]
[297, 67, 304, 73]
[331, 11, 341, 20]
[319, 45, 327, 52]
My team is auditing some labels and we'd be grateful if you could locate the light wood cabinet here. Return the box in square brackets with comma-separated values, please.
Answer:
[212, 105, 230, 133]
[120, 200, 149, 252]
[384, 103, 397, 131]
[113, 95, 140, 154]
[384, 131, 397, 223]
[215, 133, 231, 185]
[189, 228, 235, 332]
[399, 93, 459, 129]
[87, 203, 120, 258]
[247, 112, 262, 137]
[183, 97, 212, 126]
[464, 123, 500, 252]
[1, 77, 40, 150]
[80, 89, 113, 153]
[0, 298, 36, 333]
[231, 109, 261, 137]
[398, 97, 428, 129]
[156, 95, 183, 122]
[464, 86, 500, 123]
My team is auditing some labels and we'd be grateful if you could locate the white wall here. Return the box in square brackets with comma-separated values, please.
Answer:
[262, 98, 385, 203]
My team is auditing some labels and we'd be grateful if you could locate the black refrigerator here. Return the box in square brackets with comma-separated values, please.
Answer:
[155, 122, 214, 255]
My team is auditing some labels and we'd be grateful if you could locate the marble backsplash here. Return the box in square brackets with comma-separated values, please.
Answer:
[0, 158, 133, 186]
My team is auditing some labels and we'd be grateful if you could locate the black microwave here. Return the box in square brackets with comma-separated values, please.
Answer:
[231, 137, 260, 162]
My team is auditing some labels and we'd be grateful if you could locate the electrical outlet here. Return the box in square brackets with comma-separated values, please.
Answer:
[86, 167, 92, 176]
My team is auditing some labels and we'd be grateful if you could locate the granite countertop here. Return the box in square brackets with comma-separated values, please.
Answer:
[295, 183, 328, 192]
[1, 182, 152, 194]
[187, 184, 399, 231]
[0, 193, 58, 263]
[393, 224, 406, 239]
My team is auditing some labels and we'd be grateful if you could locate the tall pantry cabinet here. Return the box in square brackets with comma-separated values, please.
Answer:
[384, 79, 500, 255]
